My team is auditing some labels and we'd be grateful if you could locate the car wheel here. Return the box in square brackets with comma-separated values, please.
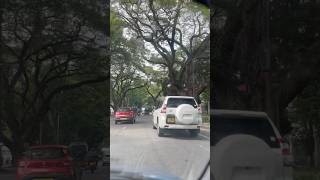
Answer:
[190, 130, 199, 137]
[157, 126, 164, 137]
[115, 121, 118, 125]
[153, 124, 157, 129]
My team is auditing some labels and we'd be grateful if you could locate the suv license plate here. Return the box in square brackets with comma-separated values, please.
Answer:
[167, 117, 175, 123]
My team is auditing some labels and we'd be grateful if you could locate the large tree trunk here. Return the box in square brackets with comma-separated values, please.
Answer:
[313, 124, 320, 167]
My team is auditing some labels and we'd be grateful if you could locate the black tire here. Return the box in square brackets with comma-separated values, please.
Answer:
[157, 126, 164, 137]
[90, 168, 95, 174]
[153, 124, 156, 129]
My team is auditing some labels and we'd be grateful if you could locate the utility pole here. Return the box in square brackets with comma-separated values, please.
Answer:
[57, 91, 63, 144]
[39, 122, 42, 144]
[57, 112, 60, 144]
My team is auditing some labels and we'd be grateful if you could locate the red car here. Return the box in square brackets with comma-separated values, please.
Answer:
[16, 145, 76, 180]
[115, 107, 135, 124]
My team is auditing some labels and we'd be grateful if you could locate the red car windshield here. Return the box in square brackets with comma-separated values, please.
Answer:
[118, 108, 130, 112]
[26, 148, 65, 160]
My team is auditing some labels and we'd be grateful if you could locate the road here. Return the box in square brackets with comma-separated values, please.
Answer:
[0, 162, 108, 180]
[110, 115, 210, 180]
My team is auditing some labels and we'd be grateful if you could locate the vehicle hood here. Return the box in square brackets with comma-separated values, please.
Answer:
[110, 167, 181, 180]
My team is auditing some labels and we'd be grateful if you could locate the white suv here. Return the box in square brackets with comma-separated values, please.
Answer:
[211, 110, 293, 180]
[153, 96, 202, 137]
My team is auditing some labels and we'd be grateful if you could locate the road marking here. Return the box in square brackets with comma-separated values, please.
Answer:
[122, 126, 127, 130]
[199, 144, 210, 152]
[199, 133, 210, 140]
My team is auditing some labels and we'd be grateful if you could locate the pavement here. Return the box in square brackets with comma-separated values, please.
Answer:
[110, 115, 210, 180]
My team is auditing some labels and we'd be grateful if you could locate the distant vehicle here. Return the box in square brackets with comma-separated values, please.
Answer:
[142, 107, 152, 115]
[101, 148, 109, 166]
[0, 143, 12, 169]
[69, 142, 88, 161]
[115, 107, 135, 124]
[110, 107, 114, 116]
[153, 96, 202, 137]
[16, 145, 76, 180]
[84, 150, 99, 173]
[211, 110, 293, 180]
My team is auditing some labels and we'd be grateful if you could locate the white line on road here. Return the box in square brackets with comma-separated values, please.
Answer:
[199, 133, 210, 140]
[199, 144, 210, 152]
[122, 126, 127, 130]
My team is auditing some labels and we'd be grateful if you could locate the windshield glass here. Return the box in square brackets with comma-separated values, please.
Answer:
[167, 98, 197, 108]
[212, 116, 279, 148]
[28, 148, 65, 160]
[118, 108, 130, 112]
[110, 0, 209, 179]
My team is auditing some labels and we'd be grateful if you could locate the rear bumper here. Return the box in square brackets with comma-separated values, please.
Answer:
[19, 174, 74, 180]
[160, 124, 201, 130]
[115, 117, 133, 121]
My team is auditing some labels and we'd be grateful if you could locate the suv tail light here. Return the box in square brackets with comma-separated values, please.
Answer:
[277, 137, 292, 156]
[282, 148, 290, 156]
[160, 104, 167, 113]
[197, 106, 202, 114]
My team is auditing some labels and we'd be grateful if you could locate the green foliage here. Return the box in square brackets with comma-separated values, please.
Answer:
[59, 85, 107, 148]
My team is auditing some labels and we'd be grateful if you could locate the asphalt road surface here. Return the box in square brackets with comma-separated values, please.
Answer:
[0, 168, 15, 180]
[82, 161, 109, 180]
[110, 115, 210, 180]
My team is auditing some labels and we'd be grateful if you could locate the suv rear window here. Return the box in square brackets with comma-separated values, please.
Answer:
[212, 116, 280, 148]
[27, 148, 65, 160]
[167, 98, 197, 108]
[118, 108, 130, 112]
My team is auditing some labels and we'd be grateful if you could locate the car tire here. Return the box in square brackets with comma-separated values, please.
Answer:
[157, 126, 164, 137]
[153, 124, 157, 129]
[115, 121, 118, 125]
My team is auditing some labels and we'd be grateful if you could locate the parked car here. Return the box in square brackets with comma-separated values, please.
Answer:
[211, 109, 293, 180]
[153, 96, 202, 137]
[115, 107, 135, 124]
[0, 143, 12, 169]
[16, 145, 76, 180]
